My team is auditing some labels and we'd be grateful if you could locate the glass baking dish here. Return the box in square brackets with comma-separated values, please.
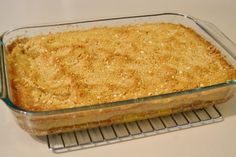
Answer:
[1, 13, 236, 136]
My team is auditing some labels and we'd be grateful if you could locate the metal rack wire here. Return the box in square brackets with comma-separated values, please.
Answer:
[47, 105, 223, 153]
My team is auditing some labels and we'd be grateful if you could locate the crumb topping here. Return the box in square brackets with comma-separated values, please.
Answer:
[7, 23, 236, 111]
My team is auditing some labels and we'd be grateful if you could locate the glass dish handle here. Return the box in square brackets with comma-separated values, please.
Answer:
[194, 18, 236, 60]
[0, 36, 6, 99]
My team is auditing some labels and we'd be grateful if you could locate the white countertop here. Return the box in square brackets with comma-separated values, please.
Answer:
[1, 0, 236, 156]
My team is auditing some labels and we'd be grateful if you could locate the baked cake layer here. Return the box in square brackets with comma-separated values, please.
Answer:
[7, 23, 236, 111]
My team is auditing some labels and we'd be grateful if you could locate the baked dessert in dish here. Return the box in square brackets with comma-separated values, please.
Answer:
[3, 13, 236, 136]
[7, 23, 236, 111]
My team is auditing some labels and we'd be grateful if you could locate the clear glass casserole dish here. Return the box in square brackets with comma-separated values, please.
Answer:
[1, 13, 236, 136]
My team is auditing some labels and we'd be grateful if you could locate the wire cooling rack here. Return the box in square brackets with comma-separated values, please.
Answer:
[46, 105, 222, 153]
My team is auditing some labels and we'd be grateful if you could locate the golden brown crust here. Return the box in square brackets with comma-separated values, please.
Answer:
[7, 23, 236, 111]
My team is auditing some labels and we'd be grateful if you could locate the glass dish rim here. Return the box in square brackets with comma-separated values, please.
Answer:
[1, 12, 236, 116]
